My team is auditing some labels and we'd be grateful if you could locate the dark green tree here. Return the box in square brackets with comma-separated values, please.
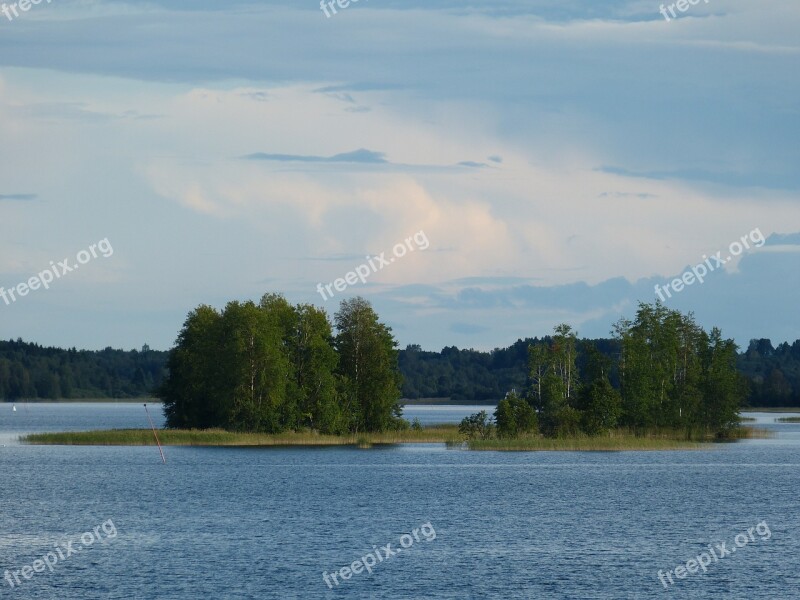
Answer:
[160, 305, 223, 429]
[458, 410, 494, 440]
[495, 390, 538, 438]
[701, 328, 745, 436]
[334, 297, 403, 432]
[217, 300, 289, 432]
[579, 343, 622, 435]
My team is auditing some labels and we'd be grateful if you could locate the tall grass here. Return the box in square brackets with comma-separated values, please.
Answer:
[22, 425, 462, 447]
[23, 423, 769, 450]
[465, 436, 700, 452]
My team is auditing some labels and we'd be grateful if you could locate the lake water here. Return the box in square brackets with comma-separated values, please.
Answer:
[1, 404, 799, 599]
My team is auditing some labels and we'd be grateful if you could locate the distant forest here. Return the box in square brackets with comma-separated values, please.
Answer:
[1, 335, 799, 408]
[0, 340, 166, 400]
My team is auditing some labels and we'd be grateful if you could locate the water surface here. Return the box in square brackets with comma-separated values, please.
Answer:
[1, 405, 798, 599]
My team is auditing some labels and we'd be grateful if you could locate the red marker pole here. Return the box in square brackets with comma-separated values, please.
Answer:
[144, 403, 166, 464]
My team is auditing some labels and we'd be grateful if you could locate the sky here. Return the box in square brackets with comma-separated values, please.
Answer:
[0, 0, 798, 352]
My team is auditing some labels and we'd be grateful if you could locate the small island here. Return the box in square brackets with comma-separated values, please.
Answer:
[23, 295, 759, 451]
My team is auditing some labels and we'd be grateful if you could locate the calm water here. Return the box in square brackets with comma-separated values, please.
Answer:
[1, 404, 799, 599]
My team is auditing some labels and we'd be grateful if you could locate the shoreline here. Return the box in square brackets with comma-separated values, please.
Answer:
[5, 400, 800, 411]
[21, 426, 769, 451]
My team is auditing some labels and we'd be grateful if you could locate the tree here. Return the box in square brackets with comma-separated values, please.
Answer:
[494, 397, 516, 437]
[528, 343, 549, 413]
[581, 379, 622, 435]
[334, 297, 403, 432]
[217, 300, 289, 433]
[159, 305, 223, 429]
[459, 410, 494, 440]
[551, 323, 578, 403]
[701, 328, 745, 436]
[579, 343, 622, 435]
[495, 390, 538, 438]
[288, 302, 344, 433]
[531, 324, 579, 436]
[614, 302, 688, 429]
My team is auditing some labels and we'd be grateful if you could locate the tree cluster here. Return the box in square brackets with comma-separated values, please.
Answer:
[158, 294, 404, 434]
[612, 303, 744, 435]
[459, 302, 746, 439]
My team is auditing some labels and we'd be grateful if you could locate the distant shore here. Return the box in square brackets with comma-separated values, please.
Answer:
[3, 398, 161, 404]
[6, 400, 800, 412]
[4, 398, 488, 405]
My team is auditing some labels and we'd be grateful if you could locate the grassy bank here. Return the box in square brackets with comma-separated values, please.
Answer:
[22, 424, 771, 450]
[22, 425, 461, 447]
[460, 425, 771, 451]
[461, 435, 701, 451]
[775, 416, 800, 423]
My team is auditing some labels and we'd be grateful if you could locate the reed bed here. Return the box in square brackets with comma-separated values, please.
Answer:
[23, 423, 769, 450]
[23, 425, 461, 447]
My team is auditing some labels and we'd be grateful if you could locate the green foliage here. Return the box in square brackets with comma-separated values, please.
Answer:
[158, 294, 401, 435]
[494, 398, 515, 437]
[580, 379, 622, 436]
[578, 343, 622, 435]
[399, 339, 533, 401]
[334, 297, 403, 433]
[700, 328, 744, 434]
[494, 391, 537, 438]
[613, 302, 746, 437]
[4, 305, 796, 416]
[0, 340, 165, 400]
[458, 410, 495, 440]
[160, 305, 224, 429]
[550, 406, 583, 438]
[737, 338, 800, 407]
[529, 324, 580, 436]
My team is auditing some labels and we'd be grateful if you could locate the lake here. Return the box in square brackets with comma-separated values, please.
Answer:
[1, 403, 798, 599]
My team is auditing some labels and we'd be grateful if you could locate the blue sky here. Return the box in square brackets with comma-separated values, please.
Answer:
[1, 0, 798, 351]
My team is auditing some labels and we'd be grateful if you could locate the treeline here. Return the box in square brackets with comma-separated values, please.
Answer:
[3, 309, 800, 410]
[401, 338, 800, 410]
[0, 339, 166, 400]
[399, 338, 620, 402]
[738, 338, 800, 407]
[159, 294, 403, 433]
[463, 302, 744, 439]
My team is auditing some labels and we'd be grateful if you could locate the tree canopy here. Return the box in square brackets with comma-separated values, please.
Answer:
[158, 294, 403, 434]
